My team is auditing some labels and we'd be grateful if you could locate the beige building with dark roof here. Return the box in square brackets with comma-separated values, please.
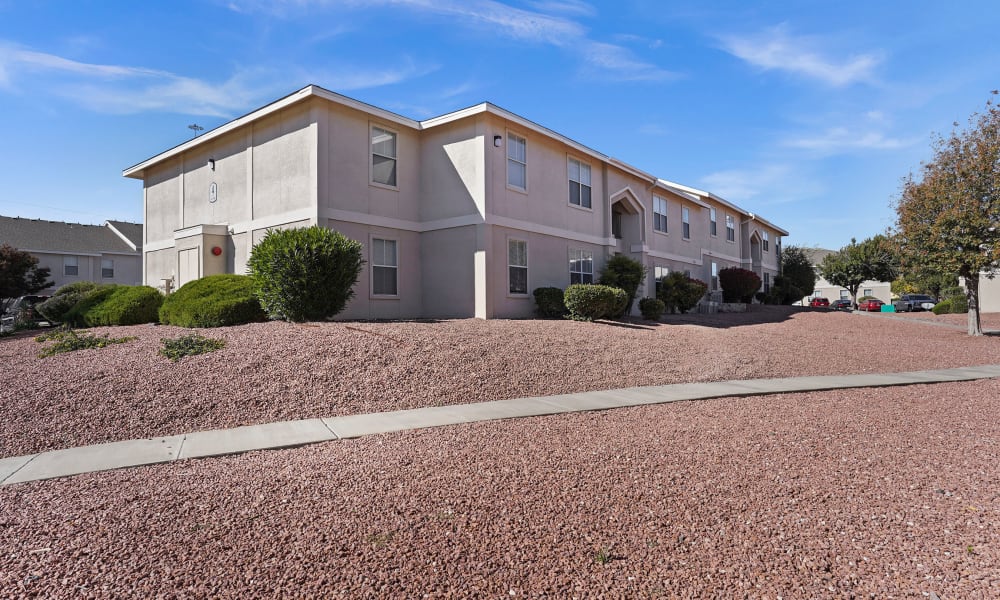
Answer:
[0, 216, 142, 291]
[802, 247, 892, 305]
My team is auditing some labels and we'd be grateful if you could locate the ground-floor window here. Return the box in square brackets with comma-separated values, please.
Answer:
[569, 249, 593, 284]
[654, 265, 668, 297]
[863, 288, 873, 297]
[64, 256, 78, 276]
[763, 272, 770, 293]
[711, 262, 718, 290]
[840, 290, 850, 299]
[372, 238, 398, 295]
[508, 239, 528, 294]
[101, 259, 114, 279]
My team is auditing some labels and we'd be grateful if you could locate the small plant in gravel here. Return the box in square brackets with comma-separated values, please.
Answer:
[35, 326, 137, 358]
[593, 546, 614, 565]
[159, 333, 226, 362]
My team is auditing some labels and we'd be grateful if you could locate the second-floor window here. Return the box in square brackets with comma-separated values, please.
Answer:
[568, 158, 591, 208]
[682, 206, 690, 239]
[763, 232, 770, 251]
[653, 196, 668, 233]
[726, 215, 735, 242]
[64, 256, 78, 276]
[371, 126, 397, 187]
[710, 208, 717, 236]
[507, 133, 527, 190]
[569, 249, 593, 284]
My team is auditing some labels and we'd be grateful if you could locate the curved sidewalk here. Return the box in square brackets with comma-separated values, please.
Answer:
[4, 364, 1000, 486]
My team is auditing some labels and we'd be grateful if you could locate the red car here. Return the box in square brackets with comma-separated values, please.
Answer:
[809, 297, 830, 307]
[858, 298, 884, 312]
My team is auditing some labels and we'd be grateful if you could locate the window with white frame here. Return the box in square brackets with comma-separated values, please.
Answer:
[568, 158, 591, 208]
[763, 272, 770, 293]
[101, 259, 114, 279]
[508, 239, 528, 294]
[682, 206, 690, 239]
[840, 290, 850, 299]
[371, 126, 397, 187]
[863, 288, 873, 297]
[507, 133, 526, 190]
[726, 215, 735, 242]
[64, 256, 78, 276]
[709, 208, 717, 236]
[653, 196, 668, 233]
[711, 262, 718, 290]
[654, 265, 668, 297]
[569, 249, 593, 284]
[371, 238, 398, 295]
[763, 232, 770, 251]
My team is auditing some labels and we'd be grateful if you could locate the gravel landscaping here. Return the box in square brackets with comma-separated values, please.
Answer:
[2, 306, 999, 457]
[2, 380, 998, 597]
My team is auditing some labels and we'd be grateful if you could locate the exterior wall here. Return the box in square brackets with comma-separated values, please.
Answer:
[252, 103, 315, 220]
[963, 274, 1000, 312]
[420, 117, 485, 223]
[809, 275, 892, 305]
[30, 251, 141, 291]
[421, 226, 477, 318]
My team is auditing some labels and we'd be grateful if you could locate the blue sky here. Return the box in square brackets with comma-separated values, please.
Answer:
[1, 0, 998, 250]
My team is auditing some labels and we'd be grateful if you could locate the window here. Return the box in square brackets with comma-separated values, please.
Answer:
[840, 290, 850, 299]
[776, 237, 781, 258]
[709, 208, 717, 236]
[371, 238, 398, 295]
[682, 206, 690, 239]
[569, 249, 593, 284]
[101, 259, 114, 279]
[568, 158, 591, 208]
[654, 265, 668, 297]
[711, 262, 718, 291]
[863, 288, 873, 297]
[507, 133, 526, 190]
[612, 211, 623, 239]
[726, 215, 735, 242]
[684, 269, 692, 278]
[371, 126, 397, 187]
[508, 239, 528, 294]
[763, 272, 770, 293]
[653, 196, 668, 233]
[64, 256, 78, 276]
[763, 232, 770, 252]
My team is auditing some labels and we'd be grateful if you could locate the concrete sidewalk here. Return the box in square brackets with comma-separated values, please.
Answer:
[4, 364, 1000, 485]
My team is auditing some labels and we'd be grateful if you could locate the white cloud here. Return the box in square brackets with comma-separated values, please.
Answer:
[581, 41, 676, 82]
[719, 25, 882, 87]
[783, 127, 915, 153]
[699, 164, 823, 205]
[525, 0, 596, 17]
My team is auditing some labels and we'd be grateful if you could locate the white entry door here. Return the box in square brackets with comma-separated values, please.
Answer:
[177, 247, 200, 288]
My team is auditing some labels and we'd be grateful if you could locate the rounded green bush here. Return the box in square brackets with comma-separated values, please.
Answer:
[159, 274, 267, 328]
[931, 299, 952, 315]
[532, 287, 566, 318]
[948, 294, 968, 313]
[65, 285, 163, 327]
[657, 272, 708, 313]
[638, 297, 665, 320]
[564, 284, 627, 321]
[36, 281, 104, 323]
[247, 226, 364, 322]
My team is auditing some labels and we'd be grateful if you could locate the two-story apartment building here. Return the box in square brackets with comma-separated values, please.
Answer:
[123, 85, 787, 319]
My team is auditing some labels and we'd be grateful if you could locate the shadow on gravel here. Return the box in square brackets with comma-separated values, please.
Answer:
[659, 305, 804, 329]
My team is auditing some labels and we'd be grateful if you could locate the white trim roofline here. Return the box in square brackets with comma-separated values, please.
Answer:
[657, 178, 789, 236]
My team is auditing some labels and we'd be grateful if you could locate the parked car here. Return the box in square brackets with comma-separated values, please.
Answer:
[893, 294, 937, 312]
[809, 297, 830, 307]
[858, 298, 884, 312]
[831, 299, 853, 311]
[0, 295, 50, 331]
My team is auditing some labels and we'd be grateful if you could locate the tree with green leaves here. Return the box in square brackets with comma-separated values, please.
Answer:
[779, 245, 816, 299]
[894, 92, 1000, 336]
[0, 243, 53, 310]
[819, 235, 898, 308]
[598, 254, 646, 317]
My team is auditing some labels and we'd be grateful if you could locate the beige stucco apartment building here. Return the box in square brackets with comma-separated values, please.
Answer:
[802, 248, 892, 306]
[124, 85, 787, 319]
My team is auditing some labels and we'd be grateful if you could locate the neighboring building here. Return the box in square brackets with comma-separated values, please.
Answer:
[124, 84, 788, 319]
[0, 216, 142, 291]
[803, 248, 891, 306]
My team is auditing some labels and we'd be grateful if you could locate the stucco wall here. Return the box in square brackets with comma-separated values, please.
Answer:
[421, 225, 477, 318]
[420, 118, 485, 223]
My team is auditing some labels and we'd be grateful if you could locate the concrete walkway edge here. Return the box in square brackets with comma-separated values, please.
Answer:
[5, 364, 1000, 485]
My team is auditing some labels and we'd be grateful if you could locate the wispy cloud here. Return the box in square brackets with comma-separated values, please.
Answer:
[718, 24, 882, 87]
[783, 127, 916, 153]
[699, 163, 824, 205]
[525, 0, 596, 17]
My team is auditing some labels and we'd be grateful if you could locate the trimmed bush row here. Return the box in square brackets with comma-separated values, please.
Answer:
[64, 285, 163, 327]
[159, 274, 266, 328]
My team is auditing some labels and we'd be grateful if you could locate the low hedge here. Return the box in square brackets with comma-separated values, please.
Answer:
[35, 281, 104, 323]
[532, 287, 566, 318]
[564, 284, 627, 321]
[159, 274, 267, 328]
[638, 297, 665, 320]
[65, 285, 163, 327]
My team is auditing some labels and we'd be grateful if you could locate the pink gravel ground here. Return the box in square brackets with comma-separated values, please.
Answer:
[2, 381, 998, 597]
[2, 306, 999, 457]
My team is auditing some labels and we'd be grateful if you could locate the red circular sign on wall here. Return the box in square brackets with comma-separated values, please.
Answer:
[211, 246, 222, 256]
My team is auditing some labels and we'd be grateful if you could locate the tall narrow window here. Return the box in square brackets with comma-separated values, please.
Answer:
[763, 232, 770, 251]
[101, 259, 114, 279]
[569, 249, 594, 284]
[508, 239, 528, 294]
[612, 210, 623, 239]
[654, 265, 668, 297]
[709, 208, 717, 236]
[507, 133, 527, 190]
[682, 206, 690, 239]
[372, 238, 398, 295]
[371, 126, 397, 186]
[653, 196, 668, 233]
[763, 272, 770, 293]
[776, 237, 781, 258]
[64, 256, 78, 276]
[568, 158, 592, 208]
[711, 262, 718, 290]
[726, 215, 735, 242]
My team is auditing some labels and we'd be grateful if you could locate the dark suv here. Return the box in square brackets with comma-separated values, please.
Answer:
[893, 294, 936, 312]
[831, 299, 853, 311]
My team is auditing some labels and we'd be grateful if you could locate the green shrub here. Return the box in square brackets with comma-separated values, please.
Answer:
[931, 299, 953, 315]
[638, 297, 665, 320]
[159, 274, 267, 328]
[598, 254, 646, 317]
[64, 285, 163, 327]
[247, 226, 364, 322]
[564, 284, 627, 321]
[657, 272, 707, 314]
[35, 326, 137, 358]
[765, 275, 802, 305]
[35, 281, 103, 323]
[532, 287, 566, 318]
[160, 333, 226, 362]
[949, 294, 968, 313]
[719, 267, 761, 303]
